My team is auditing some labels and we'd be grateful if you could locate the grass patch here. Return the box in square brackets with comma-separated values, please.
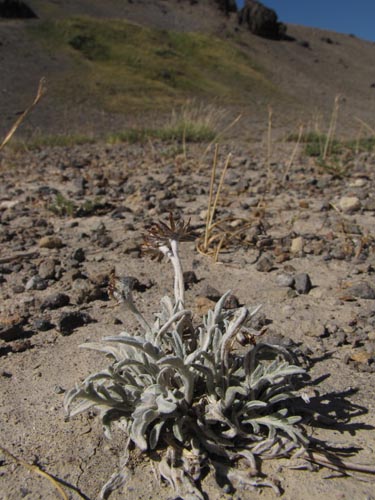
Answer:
[286, 130, 375, 176]
[107, 102, 224, 144]
[107, 124, 215, 144]
[9, 133, 96, 151]
[28, 16, 275, 112]
[288, 131, 375, 157]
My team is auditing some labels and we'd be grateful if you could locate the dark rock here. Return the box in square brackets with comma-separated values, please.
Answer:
[37, 186, 59, 197]
[215, 0, 237, 14]
[321, 36, 334, 44]
[71, 279, 104, 304]
[256, 255, 274, 272]
[41, 292, 70, 310]
[0, 0, 38, 19]
[348, 282, 375, 300]
[72, 248, 85, 263]
[298, 40, 311, 49]
[223, 294, 240, 309]
[11, 339, 33, 353]
[58, 311, 93, 335]
[12, 284, 25, 293]
[183, 271, 198, 289]
[238, 0, 287, 39]
[199, 284, 221, 301]
[0, 316, 26, 341]
[33, 318, 54, 331]
[294, 273, 312, 294]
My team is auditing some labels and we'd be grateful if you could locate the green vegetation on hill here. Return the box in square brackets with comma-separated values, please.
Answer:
[28, 16, 276, 112]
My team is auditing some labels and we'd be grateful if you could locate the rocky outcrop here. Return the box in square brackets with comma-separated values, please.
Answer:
[214, 0, 237, 14]
[0, 0, 37, 18]
[238, 0, 287, 39]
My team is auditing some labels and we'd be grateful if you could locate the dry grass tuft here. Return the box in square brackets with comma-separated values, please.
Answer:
[0, 78, 46, 152]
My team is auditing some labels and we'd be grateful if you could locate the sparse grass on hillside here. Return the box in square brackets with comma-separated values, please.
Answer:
[28, 16, 275, 112]
[9, 133, 96, 152]
[8, 100, 229, 150]
[286, 130, 375, 175]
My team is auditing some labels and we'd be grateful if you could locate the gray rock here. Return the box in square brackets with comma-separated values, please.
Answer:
[199, 284, 221, 301]
[38, 259, 56, 280]
[276, 273, 295, 288]
[363, 198, 375, 211]
[300, 320, 326, 338]
[41, 292, 70, 310]
[71, 279, 103, 304]
[348, 282, 375, 300]
[294, 273, 312, 294]
[25, 275, 48, 291]
[256, 255, 274, 272]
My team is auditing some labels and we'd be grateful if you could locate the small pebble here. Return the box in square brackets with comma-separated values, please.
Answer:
[290, 236, 304, 254]
[338, 196, 361, 213]
[256, 255, 274, 272]
[38, 236, 63, 249]
[38, 259, 56, 280]
[33, 318, 54, 332]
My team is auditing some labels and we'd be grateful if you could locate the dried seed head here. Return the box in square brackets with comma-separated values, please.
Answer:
[142, 213, 196, 257]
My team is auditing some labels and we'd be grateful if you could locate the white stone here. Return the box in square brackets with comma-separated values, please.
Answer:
[338, 196, 361, 213]
[290, 236, 304, 254]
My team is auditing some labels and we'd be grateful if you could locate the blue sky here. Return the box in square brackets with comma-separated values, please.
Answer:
[236, 1, 375, 42]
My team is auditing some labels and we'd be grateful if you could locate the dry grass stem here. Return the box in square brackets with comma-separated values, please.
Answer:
[266, 105, 273, 184]
[204, 143, 219, 250]
[283, 124, 304, 184]
[354, 117, 375, 137]
[0, 445, 69, 500]
[199, 113, 241, 167]
[323, 94, 341, 160]
[0, 78, 47, 152]
[200, 148, 233, 260]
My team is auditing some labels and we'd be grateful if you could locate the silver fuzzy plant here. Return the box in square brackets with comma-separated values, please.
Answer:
[64, 214, 314, 499]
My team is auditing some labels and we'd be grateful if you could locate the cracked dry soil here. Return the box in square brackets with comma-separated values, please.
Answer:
[1, 140, 375, 499]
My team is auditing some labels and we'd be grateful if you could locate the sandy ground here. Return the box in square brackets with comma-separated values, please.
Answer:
[1, 140, 375, 499]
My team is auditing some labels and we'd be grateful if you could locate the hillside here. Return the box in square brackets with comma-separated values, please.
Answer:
[1, 0, 375, 141]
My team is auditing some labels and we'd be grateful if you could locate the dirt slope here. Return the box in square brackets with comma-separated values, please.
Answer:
[0, 0, 374, 140]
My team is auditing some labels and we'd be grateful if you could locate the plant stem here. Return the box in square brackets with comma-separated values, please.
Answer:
[170, 239, 185, 309]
